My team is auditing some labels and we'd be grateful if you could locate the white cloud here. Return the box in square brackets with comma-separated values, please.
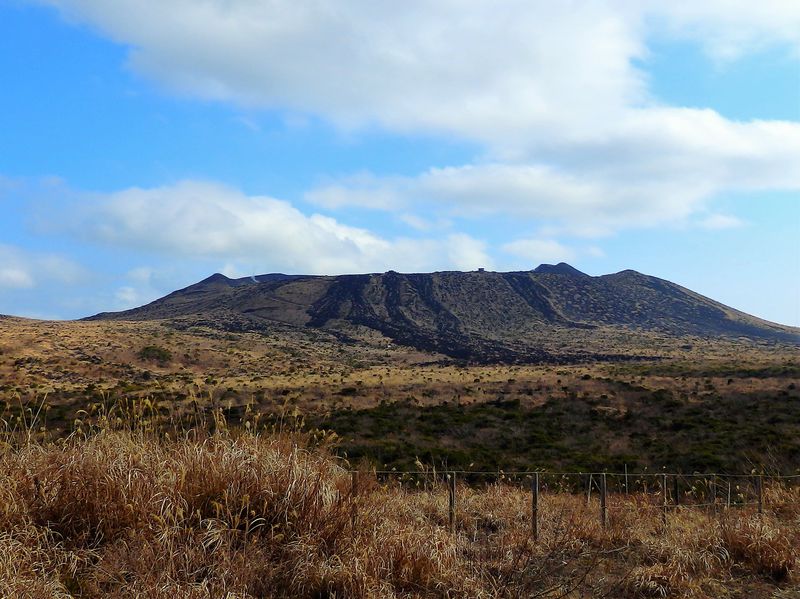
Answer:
[0, 245, 87, 290]
[110, 266, 166, 310]
[114, 286, 142, 307]
[442, 234, 494, 271]
[397, 213, 452, 232]
[112, 282, 165, 311]
[32, 2, 800, 245]
[0, 267, 34, 289]
[55, 180, 492, 274]
[38, 1, 800, 146]
[38, 0, 647, 148]
[697, 213, 746, 230]
[220, 263, 248, 280]
[648, 0, 800, 60]
[307, 110, 800, 236]
[398, 213, 433, 232]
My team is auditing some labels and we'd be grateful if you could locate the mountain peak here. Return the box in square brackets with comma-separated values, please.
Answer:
[87, 266, 799, 361]
[608, 269, 646, 279]
[198, 273, 234, 286]
[533, 263, 588, 277]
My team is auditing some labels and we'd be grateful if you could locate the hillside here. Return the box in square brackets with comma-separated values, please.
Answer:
[88, 264, 798, 362]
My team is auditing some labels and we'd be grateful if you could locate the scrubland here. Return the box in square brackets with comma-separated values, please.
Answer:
[2, 317, 797, 473]
[1, 422, 798, 598]
[1, 316, 799, 597]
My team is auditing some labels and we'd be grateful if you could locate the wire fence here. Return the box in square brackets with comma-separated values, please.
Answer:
[347, 470, 800, 536]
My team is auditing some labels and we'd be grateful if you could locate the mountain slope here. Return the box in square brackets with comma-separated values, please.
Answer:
[87, 264, 798, 362]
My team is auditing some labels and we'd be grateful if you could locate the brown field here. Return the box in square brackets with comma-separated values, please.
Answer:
[1, 425, 798, 598]
[1, 315, 796, 412]
[1, 316, 799, 597]
[1, 316, 797, 472]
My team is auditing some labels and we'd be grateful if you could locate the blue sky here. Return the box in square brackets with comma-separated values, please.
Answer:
[1, 1, 798, 325]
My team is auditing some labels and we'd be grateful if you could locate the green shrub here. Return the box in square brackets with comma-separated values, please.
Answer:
[136, 345, 172, 366]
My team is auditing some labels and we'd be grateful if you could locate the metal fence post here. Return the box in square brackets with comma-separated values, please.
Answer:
[532, 472, 540, 541]
[448, 472, 456, 533]
[600, 473, 607, 528]
[624, 464, 629, 495]
[756, 475, 763, 515]
[710, 475, 717, 513]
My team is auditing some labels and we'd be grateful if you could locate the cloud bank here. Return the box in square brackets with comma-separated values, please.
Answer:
[38, 0, 800, 239]
[41, 1, 800, 143]
[57, 180, 493, 274]
[309, 110, 800, 236]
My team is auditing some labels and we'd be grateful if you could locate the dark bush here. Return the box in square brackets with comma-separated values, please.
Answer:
[136, 345, 172, 366]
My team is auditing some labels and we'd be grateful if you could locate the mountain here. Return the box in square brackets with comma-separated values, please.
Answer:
[87, 264, 798, 363]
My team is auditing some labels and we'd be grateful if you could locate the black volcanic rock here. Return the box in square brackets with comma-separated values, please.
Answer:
[192, 272, 305, 289]
[533, 262, 589, 277]
[86, 265, 799, 362]
[197, 273, 235, 286]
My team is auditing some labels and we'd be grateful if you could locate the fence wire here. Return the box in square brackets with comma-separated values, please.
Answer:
[351, 470, 800, 529]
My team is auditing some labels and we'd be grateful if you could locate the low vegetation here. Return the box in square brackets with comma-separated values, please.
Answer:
[313, 383, 800, 472]
[1, 318, 798, 474]
[136, 344, 173, 365]
[0, 423, 798, 598]
[1, 316, 798, 596]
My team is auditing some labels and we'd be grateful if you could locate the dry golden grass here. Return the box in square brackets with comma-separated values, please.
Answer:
[1, 317, 798, 596]
[0, 423, 797, 598]
[2, 316, 795, 405]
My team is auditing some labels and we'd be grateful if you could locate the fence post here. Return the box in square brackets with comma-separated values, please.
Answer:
[448, 472, 456, 533]
[726, 480, 731, 509]
[531, 472, 540, 541]
[756, 475, 763, 515]
[662, 473, 668, 525]
[673, 475, 680, 507]
[711, 475, 717, 513]
[586, 473, 593, 507]
[600, 473, 607, 528]
[624, 464, 629, 495]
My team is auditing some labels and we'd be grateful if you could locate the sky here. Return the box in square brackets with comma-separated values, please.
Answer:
[0, 1, 799, 326]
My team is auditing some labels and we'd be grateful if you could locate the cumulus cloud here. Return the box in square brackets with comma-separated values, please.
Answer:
[33, 2, 800, 241]
[307, 110, 800, 236]
[37, 0, 646, 147]
[442, 234, 494, 271]
[38, 1, 800, 144]
[114, 286, 143, 308]
[0, 267, 34, 290]
[648, 0, 800, 60]
[0, 245, 87, 290]
[696, 213, 746, 230]
[108, 267, 164, 310]
[54, 180, 491, 274]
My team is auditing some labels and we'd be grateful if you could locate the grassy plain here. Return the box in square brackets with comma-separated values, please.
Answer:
[0, 426, 798, 598]
[1, 316, 799, 597]
[1, 316, 797, 474]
